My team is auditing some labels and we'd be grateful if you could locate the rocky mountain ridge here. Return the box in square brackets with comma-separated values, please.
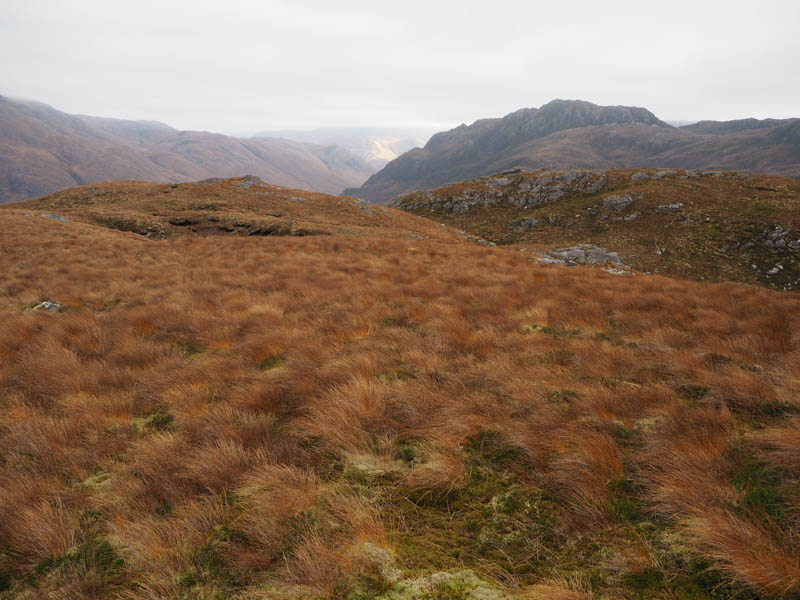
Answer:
[346, 100, 800, 203]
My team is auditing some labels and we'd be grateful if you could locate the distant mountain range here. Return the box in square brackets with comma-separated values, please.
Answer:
[344, 99, 800, 203]
[252, 127, 432, 170]
[0, 96, 375, 203]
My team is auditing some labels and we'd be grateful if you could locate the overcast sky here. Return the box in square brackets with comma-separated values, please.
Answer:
[2, 0, 799, 134]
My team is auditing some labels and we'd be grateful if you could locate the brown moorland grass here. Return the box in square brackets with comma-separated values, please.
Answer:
[0, 178, 798, 599]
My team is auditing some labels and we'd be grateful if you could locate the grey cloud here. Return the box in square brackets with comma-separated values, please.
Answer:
[1, 0, 798, 132]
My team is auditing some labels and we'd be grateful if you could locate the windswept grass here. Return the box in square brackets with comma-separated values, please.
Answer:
[0, 179, 798, 598]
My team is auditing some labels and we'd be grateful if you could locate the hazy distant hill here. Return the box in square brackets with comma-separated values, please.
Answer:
[345, 99, 800, 203]
[0, 96, 375, 203]
[253, 126, 432, 170]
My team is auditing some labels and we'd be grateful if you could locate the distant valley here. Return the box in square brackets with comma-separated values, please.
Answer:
[252, 126, 432, 170]
[346, 99, 800, 203]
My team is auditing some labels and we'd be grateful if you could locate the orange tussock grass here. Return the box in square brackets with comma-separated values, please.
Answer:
[753, 420, 800, 471]
[285, 493, 388, 594]
[1, 182, 799, 596]
[235, 464, 320, 566]
[548, 432, 624, 523]
[6, 499, 78, 569]
[301, 375, 392, 451]
[692, 511, 800, 596]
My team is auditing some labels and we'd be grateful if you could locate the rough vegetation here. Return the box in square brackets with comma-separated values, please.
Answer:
[392, 168, 800, 290]
[1, 177, 799, 599]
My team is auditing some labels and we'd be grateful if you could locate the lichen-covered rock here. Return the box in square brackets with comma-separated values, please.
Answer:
[487, 177, 510, 188]
[234, 175, 264, 189]
[602, 195, 633, 211]
[655, 203, 684, 213]
[391, 170, 606, 215]
[509, 217, 539, 232]
[540, 244, 625, 267]
[651, 169, 677, 179]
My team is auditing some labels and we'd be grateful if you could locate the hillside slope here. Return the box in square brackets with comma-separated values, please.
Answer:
[0, 179, 798, 599]
[346, 100, 800, 203]
[392, 168, 800, 290]
[0, 96, 375, 203]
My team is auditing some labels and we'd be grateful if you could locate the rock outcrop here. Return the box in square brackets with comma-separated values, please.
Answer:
[391, 169, 606, 215]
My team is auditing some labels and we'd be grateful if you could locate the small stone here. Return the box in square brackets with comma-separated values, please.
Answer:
[605, 267, 634, 276]
[655, 203, 684, 213]
[39, 213, 68, 222]
[33, 301, 63, 312]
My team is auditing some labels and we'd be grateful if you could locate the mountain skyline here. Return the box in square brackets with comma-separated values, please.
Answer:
[346, 99, 800, 203]
[3, 94, 799, 205]
[0, 95, 376, 203]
